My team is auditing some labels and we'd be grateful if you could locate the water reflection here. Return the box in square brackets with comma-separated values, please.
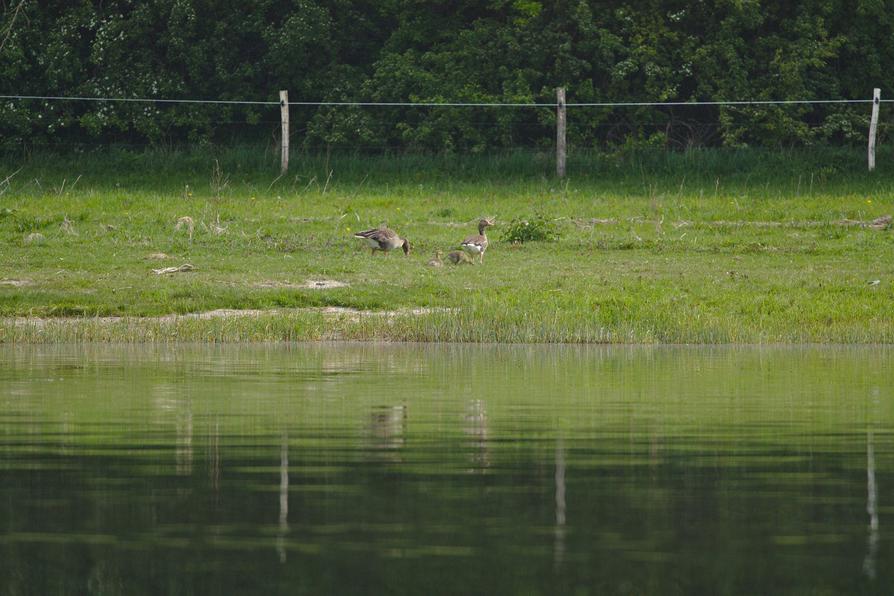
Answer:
[278, 432, 289, 563]
[863, 431, 879, 580]
[463, 400, 489, 472]
[367, 404, 407, 461]
[208, 418, 221, 495]
[0, 344, 891, 595]
[554, 438, 566, 568]
[176, 408, 193, 477]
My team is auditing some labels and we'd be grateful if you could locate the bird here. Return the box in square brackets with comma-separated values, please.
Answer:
[354, 226, 410, 255]
[460, 218, 494, 263]
[447, 250, 474, 265]
[427, 250, 444, 267]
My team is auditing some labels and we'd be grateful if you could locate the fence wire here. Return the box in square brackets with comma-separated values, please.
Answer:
[0, 94, 887, 107]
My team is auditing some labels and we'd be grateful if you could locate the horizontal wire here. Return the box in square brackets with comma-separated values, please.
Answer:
[571, 99, 878, 107]
[293, 101, 549, 107]
[0, 94, 887, 107]
[0, 95, 276, 105]
[298, 99, 881, 107]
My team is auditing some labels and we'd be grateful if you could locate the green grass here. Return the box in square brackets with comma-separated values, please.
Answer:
[1, 146, 893, 343]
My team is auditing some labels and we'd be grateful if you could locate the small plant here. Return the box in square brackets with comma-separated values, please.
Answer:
[501, 213, 561, 244]
[15, 215, 58, 233]
[175, 215, 195, 242]
[60, 215, 78, 236]
[210, 159, 230, 200]
[203, 213, 228, 236]
[433, 207, 456, 218]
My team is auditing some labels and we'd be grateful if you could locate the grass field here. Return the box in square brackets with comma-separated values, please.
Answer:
[1, 146, 893, 343]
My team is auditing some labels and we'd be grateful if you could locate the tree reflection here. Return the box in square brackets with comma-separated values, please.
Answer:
[862, 430, 878, 580]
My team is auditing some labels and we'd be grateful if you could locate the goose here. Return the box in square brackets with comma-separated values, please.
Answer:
[354, 226, 410, 255]
[427, 251, 444, 267]
[447, 250, 474, 265]
[460, 218, 494, 263]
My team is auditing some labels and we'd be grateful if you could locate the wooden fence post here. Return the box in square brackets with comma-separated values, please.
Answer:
[280, 90, 289, 174]
[868, 87, 880, 172]
[556, 87, 566, 178]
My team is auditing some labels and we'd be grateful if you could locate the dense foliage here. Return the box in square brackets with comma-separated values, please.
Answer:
[2, 0, 894, 152]
[502, 213, 562, 243]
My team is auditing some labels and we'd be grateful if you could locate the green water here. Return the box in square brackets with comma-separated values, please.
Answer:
[1, 344, 892, 595]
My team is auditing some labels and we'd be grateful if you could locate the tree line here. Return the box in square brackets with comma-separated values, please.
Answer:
[2, 0, 893, 152]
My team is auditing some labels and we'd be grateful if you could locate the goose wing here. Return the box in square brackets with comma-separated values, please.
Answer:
[354, 227, 397, 241]
[461, 233, 488, 250]
[355, 227, 399, 247]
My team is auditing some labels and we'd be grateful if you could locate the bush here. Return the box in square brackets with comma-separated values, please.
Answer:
[501, 213, 561, 243]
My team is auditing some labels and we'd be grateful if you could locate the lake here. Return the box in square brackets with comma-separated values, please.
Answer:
[1, 344, 891, 595]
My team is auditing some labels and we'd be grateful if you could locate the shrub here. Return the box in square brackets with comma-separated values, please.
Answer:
[501, 213, 561, 243]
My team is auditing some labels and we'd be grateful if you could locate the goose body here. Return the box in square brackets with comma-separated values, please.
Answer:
[460, 218, 494, 263]
[427, 251, 444, 267]
[354, 227, 410, 255]
[447, 250, 473, 265]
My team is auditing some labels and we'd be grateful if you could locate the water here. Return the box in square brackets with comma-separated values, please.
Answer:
[1, 344, 891, 595]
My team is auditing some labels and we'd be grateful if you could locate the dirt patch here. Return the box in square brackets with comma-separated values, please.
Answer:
[840, 215, 892, 230]
[161, 308, 269, 322]
[3, 306, 455, 328]
[0, 279, 32, 287]
[314, 306, 452, 321]
[303, 279, 349, 289]
[572, 218, 618, 228]
[152, 263, 195, 275]
[252, 279, 349, 290]
[573, 216, 894, 230]
[252, 281, 302, 290]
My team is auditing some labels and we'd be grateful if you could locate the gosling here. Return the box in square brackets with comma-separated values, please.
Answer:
[446, 251, 474, 265]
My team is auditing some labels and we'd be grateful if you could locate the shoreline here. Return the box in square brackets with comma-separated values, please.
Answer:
[2, 308, 890, 344]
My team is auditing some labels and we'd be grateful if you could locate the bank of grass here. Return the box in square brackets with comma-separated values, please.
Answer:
[1, 146, 893, 343]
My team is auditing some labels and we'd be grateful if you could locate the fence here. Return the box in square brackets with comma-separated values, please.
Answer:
[0, 89, 889, 176]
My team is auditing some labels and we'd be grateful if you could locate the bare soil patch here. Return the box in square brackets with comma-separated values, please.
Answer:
[252, 279, 349, 290]
[3, 306, 454, 328]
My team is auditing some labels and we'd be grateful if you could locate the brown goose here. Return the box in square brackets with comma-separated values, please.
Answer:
[460, 218, 494, 263]
[354, 226, 410, 255]
[446, 250, 473, 265]
[426, 250, 444, 267]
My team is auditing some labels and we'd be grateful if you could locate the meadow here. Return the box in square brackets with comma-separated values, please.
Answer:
[1, 146, 893, 343]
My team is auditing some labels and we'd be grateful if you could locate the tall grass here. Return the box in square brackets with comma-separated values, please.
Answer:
[6, 144, 893, 193]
